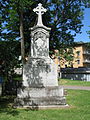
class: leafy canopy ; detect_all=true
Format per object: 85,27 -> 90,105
0,0 -> 89,67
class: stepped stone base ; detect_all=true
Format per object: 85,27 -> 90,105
14,86 -> 66,109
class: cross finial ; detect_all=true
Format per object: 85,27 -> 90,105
33,3 -> 47,26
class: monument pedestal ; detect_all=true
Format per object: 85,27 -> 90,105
14,57 -> 66,108
14,86 -> 66,109
23,57 -> 58,87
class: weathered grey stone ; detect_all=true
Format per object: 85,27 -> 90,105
17,86 -> 64,98
14,3 -> 66,108
23,11 -> 58,87
23,58 -> 58,87
30,26 -> 51,58
33,3 -> 47,26
14,86 -> 66,108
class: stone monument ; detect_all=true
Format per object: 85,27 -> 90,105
14,3 -> 66,108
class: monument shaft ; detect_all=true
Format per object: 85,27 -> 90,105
23,3 -> 58,87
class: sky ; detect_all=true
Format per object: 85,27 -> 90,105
74,8 -> 90,43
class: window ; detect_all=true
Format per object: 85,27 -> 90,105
77,60 -> 80,64
88,50 -> 90,53
76,51 -> 80,56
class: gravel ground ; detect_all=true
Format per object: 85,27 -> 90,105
61,85 -> 90,90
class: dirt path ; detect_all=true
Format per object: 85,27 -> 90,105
61,85 -> 90,90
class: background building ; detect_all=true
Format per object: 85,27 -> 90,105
54,42 -> 90,68
72,42 -> 90,68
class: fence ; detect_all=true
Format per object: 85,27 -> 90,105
61,68 -> 90,81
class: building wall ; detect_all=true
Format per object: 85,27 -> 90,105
73,45 -> 84,68
54,43 -> 90,68
83,46 -> 90,67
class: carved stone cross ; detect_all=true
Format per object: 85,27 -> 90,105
33,3 -> 47,26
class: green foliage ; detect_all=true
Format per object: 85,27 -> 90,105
0,0 -> 89,76
1,0 -> 85,50
87,26 -> 90,38
84,42 -> 90,49
49,0 -> 84,50
0,41 -> 21,78
82,0 -> 90,7
60,47 -> 74,62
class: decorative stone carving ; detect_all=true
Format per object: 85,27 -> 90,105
32,31 -> 48,57
14,3 -> 66,109
30,27 -> 50,58
33,3 -> 47,26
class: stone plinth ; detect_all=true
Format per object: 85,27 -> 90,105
14,86 -> 66,108
23,57 -> 58,87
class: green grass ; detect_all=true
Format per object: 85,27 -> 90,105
0,90 -> 90,120
59,79 -> 90,86
13,77 -> 22,81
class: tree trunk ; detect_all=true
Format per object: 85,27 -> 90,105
19,9 -> 25,66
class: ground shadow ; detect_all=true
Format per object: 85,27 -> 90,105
0,96 -> 20,116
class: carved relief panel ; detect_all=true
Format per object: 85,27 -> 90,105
32,31 -> 48,57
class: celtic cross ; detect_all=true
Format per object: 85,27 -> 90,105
33,3 -> 47,26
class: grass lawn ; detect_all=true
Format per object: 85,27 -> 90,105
0,90 -> 90,120
59,79 -> 90,86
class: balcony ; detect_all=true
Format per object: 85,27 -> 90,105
83,51 -> 90,55
83,59 -> 90,63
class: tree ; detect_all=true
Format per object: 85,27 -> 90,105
1,0 -> 34,65
49,0 -> 84,49
0,40 -> 21,80
1,0 -> 89,66
83,0 -> 90,40
82,0 -> 90,8
87,26 -> 90,39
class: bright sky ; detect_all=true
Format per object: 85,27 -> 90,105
75,8 -> 90,43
